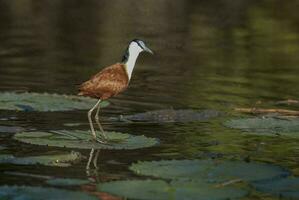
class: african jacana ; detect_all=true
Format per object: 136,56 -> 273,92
78,39 -> 153,143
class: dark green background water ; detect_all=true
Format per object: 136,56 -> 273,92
0,0 -> 299,199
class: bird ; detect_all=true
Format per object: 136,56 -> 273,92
78,39 -> 153,143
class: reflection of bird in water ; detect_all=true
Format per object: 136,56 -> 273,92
86,148 -> 100,172
78,39 -> 153,143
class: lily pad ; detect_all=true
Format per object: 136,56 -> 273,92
130,159 -> 289,183
14,130 -> 159,149
253,177 -> 299,199
0,92 -> 109,111
0,185 -> 98,200
116,109 -> 221,123
99,179 -> 248,200
46,178 -> 90,186
0,151 -> 83,167
0,125 -> 24,133
224,117 -> 299,138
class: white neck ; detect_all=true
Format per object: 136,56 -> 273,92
123,42 -> 143,80
126,51 -> 139,80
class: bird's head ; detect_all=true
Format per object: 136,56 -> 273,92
129,39 -> 154,54
121,39 -> 153,79
122,39 -> 153,63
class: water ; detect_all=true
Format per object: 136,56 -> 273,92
0,0 -> 299,199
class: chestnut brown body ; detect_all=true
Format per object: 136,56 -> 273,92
78,63 -> 129,100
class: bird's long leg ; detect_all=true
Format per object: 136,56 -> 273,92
93,149 -> 100,169
95,102 -> 107,140
88,99 -> 102,142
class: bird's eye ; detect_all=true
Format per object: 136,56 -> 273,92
139,41 -> 146,49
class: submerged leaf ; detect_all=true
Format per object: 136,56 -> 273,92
224,117 -> 299,138
46,178 -> 90,186
63,123 -> 83,127
253,177 -> 299,199
14,130 -> 159,149
0,185 -> 98,200
0,151 -> 83,167
0,116 -> 17,121
130,159 -> 288,183
116,109 -> 221,123
99,179 -> 248,200
0,125 -> 25,133
4,171 -> 52,179
0,92 -> 109,111
4,171 -> 89,187
234,107 -> 299,116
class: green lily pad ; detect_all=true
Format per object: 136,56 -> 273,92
0,151 -> 83,167
115,109 -> 221,123
0,185 -> 97,200
0,92 -> 109,111
253,177 -> 299,199
130,160 -> 288,183
14,130 -> 159,149
224,117 -> 299,138
46,178 -> 90,186
99,179 -> 248,200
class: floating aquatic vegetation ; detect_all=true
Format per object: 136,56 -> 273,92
0,185 -> 97,200
46,178 -> 90,186
116,109 -> 221,123
99,159 -> 289,200
0,145 -> 6,150
0,125 -> 24,133
99,179 -> 247,200
224,117 -> 299,138
0,92 -> 109,111
0,151 -> 83,167
130,159 -> 289,183
253,177 -> 299,199
14,130 -> 159,150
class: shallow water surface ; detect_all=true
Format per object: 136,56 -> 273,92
0,0 -> 299,199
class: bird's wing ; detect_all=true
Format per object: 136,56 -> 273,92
78,63 -> 129,99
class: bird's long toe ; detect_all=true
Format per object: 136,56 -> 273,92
95,137 -> 107,144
